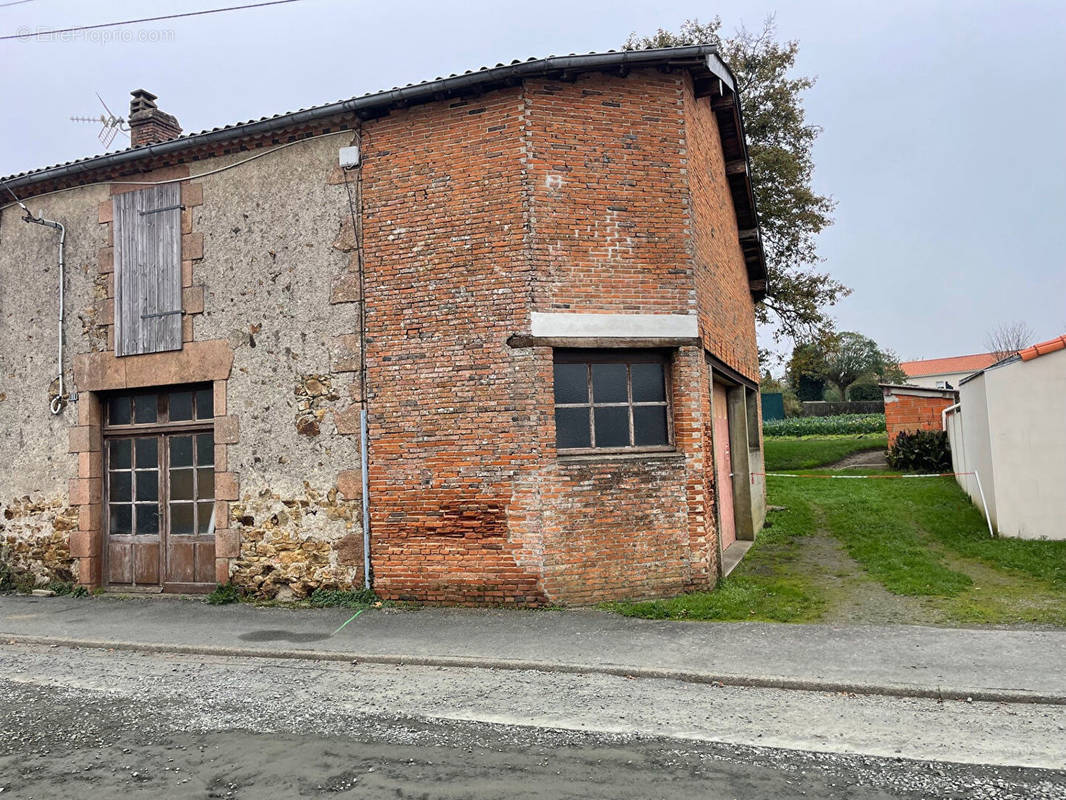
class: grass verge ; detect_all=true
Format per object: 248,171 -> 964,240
763,434 -> 887,471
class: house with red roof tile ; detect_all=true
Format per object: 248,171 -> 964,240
943,334 -> 1066,539
900,353 -> 999,389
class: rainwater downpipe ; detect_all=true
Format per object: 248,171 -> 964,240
942,402 -> 994,538
19,203 -> 67,414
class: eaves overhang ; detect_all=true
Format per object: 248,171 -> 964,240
2,46 -> 767,299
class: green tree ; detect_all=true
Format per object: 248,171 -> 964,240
786,341 -> 827,402
821,331 -> 884,400
625,17 -> 847,343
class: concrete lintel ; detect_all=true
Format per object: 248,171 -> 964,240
529,312 -> 698,340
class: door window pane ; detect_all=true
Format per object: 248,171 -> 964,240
134,437 -> 158,469
136,503 -> 159,535
169,391 -> 193,421
170,436 -> 193,467
135,471 -> 158,502
634,406 -> 669,446
109,504 -> 132,534
109,439 -> 132,470
591,363 -> 627,403
195,388 -> 213,419
109,471 -> 132,503
171,468 -> 194,501
170,502 -> 194,535
108,396 -> 131,425
594,406 -> 630,448
134,394 -> 158,424
197,502 -> 216,534
631,363 -> 666,402
553,363 -> 588,404
197,468 -> 214,500
196,433 -> 214,466
555,407 -> 591,449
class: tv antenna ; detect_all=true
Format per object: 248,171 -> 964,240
70,92 -> 129,148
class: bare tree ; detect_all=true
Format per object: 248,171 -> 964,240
986,322 -> 1035,361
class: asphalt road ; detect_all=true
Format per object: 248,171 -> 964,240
0,643 -> 1062,799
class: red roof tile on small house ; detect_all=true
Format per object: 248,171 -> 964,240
900,352 -> 999,378
1018,334 -> 1066,361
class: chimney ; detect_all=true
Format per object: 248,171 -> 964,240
128,89 -> 182,147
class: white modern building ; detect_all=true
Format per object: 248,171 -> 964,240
944,335 -> 1066,539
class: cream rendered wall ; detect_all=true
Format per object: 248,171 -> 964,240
907,370 -> 974,389
983,351 -> 1066,539
950,372 -> 998,528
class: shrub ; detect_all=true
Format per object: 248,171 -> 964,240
205,582 -> 243,605
309,587 -> 377,608
887,430 -> 952,472
847,382 -> 882,401
763,413 -> 886,437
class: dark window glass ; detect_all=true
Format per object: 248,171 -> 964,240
108,397 -> 131,426
591,363 -> 627,403
631,363 -> 666,403
553,363 -> 588,404
196,433 -> 214,466
134,437 -> 158,469
134,394 -> 158,424
197,502 -> 215,534
554,353 -> 671,452
197,468 -> 214,500
135,471 -> 158,502
594,406 -> 630,448
195,388 -> 213,420
136,503 -> 159,535
555,407 -> 592,449
109,471 -> 132,503
171,469 -> 194,501
109,439 -> 131,470
170,436 -> 193,467
109,504 -> 132,535
169,391 -> 193,421
170,503 -> 194,535
634,406 -> 669,446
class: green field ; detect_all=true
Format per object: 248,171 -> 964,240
763,434 -> 887,471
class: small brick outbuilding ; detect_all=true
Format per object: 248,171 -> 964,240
881,384 -> 959,446
0,46 -> 767,604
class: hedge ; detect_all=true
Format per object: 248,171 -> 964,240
763,413 -> 886,437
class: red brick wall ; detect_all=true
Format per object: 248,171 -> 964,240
683,75 -> 760,382
360,68 -> 753,604
525,72 -> 694,314
884,391 -> 956,445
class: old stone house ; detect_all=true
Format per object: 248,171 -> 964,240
0,46 -> 766,604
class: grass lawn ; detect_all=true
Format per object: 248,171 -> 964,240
763,433 -> 887,471
608,469 -> 1066,627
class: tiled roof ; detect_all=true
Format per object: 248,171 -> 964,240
1,48 -> 720,188
900,353 -> 999,377
1019,334 -> 1066,362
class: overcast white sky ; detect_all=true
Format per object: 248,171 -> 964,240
2,0 -> 1063,363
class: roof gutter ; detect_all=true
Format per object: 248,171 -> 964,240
3,46 -> 726,194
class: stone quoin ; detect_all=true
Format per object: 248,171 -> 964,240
0,47 -> 766,604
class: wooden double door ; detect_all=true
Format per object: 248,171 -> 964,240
103,387 -> 217,593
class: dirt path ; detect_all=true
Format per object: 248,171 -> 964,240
825,449 -> 889,469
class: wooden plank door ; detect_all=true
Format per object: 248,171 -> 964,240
105,434 -> 163,590
712,382 -> 737,550
163,430 -> 217,591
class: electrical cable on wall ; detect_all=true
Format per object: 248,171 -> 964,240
2,129 -> 353,415
338,128 -> 372,592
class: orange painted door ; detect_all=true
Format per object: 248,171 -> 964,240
712,382 -> 736,549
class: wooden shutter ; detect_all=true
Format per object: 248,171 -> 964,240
113,184 -> 182,356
